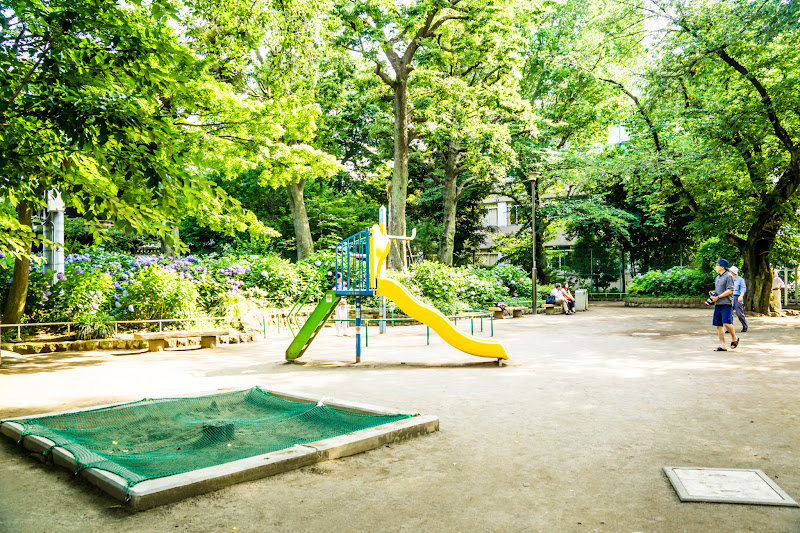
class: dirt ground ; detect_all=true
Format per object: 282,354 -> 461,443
1,302 -> 799,533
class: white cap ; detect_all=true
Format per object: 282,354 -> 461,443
730,266 -> 739,274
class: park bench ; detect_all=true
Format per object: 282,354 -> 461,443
541,303 -> 558,315
134,329 -> 233,352
488,306 -> 525,320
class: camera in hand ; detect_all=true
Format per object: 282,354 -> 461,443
705,291 -> 717,305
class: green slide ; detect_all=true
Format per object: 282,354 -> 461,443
285,291 -> 340,360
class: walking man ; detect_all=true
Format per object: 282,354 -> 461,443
730,266 -> 748,332
709,258 -> 739,351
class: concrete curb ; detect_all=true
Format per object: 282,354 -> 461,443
624,297 -> 707,308
0,332 -> 258,355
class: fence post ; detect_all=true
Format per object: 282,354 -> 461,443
427,325 -> 429,345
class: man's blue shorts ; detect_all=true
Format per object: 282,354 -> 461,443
713,304 -> 734,326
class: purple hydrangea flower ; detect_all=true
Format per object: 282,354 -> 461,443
57,272 -> 66,281
91,303 -> 99,310
128,304 -> 134,312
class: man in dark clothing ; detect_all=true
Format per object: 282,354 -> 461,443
730,266 -> 748,332
709,258 -> 739,351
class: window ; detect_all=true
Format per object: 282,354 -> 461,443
507,203 -> 523,225
484,207 -> 498,226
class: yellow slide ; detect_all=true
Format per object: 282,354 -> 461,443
376,277 -> 509,360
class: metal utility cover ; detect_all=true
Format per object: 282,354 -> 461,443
664,467 -> 798,507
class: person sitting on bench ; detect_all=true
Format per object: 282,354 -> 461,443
549,283 -> 570,315
561,281 -> 576,315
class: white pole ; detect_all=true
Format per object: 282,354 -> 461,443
46,190 -> 65,284
785,265 -> 789,307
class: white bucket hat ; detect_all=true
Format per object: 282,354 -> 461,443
730,266 -> 739,274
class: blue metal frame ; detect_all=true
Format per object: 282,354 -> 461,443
334,227 -> 376,297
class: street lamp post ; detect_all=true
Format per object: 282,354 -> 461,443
528,172 -> 540,313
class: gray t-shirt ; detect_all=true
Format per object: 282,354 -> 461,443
715,271 -> 734,306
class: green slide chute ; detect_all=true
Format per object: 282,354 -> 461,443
285,290 -> 340,360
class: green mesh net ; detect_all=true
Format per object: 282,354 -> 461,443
6,387 -> 413,487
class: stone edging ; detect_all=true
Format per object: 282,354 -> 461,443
624,297 -> 707,308
1,332 -> 257,355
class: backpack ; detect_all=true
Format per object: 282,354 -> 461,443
545,294 -> 556,304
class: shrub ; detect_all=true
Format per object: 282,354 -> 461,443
628,267 -> 713,297
117,265 -> 199,320
74,311 -> 115,340
52,270 -> 114,319
487,264 -> 532,299
696,237 -> 741,271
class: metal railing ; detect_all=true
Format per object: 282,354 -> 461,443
326,311 -> 494,348
334,226 -> 373,296
588,292 -> 627,301
0,316 -> 232,341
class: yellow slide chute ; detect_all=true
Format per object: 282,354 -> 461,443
376,277 -> 509,360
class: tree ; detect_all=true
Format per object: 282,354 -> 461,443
493,0 -> 630,281
179,0 -> 341,261
604,0 -> 800,313
333,0 -> 495,269
0,0 -> 274,322
412,2 -> 529,265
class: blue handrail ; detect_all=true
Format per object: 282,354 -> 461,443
334,227 -> 375,296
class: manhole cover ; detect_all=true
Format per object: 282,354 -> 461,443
664,467 -> 798,507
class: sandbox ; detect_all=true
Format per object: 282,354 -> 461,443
0,387 -> 438,511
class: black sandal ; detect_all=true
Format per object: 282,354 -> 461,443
715,347 -> 727,351
731,339 -> 739,349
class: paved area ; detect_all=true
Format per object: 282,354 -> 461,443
1,302 -> 799,532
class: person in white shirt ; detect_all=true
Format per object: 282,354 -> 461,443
333,273 -> 349,336
550,283 -> 569,314
771,269 -> 786,312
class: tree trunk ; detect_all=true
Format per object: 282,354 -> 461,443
739,235 -> 775,314
160,226 -> 180,257
437,140 -> 461,265
3,202 -> 32,325
388,79 -> 410,270
286,179 -> 314,261
535,219 -> 548,284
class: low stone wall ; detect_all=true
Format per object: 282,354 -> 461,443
1,332 -> 257,355
624,297 -> 707,308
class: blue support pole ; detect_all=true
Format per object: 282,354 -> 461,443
355,296 -> 362,363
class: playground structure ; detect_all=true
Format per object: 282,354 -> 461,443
285,223 -> 509,364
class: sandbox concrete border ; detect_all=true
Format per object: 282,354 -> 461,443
0,387 -> 439,511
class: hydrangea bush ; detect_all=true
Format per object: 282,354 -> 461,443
627,267 -> 713,297
0,251 -> 539,324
